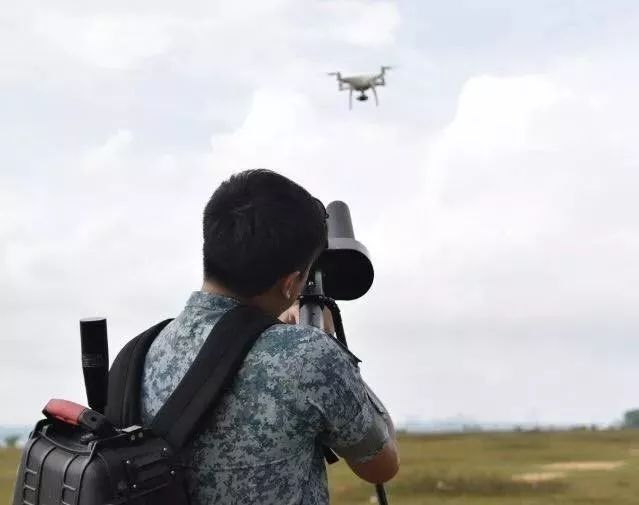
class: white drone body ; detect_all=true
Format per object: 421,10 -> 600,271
328,66 -> 392,109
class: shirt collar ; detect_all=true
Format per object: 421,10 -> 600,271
185,290 -> 241,312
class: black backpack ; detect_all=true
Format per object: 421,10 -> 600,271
12,305 -> 278,505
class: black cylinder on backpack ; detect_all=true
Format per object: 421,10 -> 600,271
80,317 -> 109,414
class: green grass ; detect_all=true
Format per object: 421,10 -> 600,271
4,430 -> 639,504
327,430 -> 639,504
1,447 -> 20,504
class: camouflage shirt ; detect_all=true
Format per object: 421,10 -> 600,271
140,291 -> 389,505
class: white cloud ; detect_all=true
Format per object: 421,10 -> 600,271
81,129 -> 134,172
33,11 -> 175,70
442,74 -> 561,153
319,0 -> 400,47
357,65 -> 639,423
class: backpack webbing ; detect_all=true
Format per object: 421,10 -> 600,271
106,305 -> 279,450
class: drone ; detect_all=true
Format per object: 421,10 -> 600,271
327,66 -> 392,109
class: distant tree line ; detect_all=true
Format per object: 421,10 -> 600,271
3,435 -> 19,448
623,409 -> 639,428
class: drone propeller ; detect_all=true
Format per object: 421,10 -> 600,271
327,71 -> 347,92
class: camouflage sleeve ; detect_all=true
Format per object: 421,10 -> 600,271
296,327 -> 390,463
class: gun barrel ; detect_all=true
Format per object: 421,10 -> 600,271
327,201 -> 355,239
316,201 -> 374,300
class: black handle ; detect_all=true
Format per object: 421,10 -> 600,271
43,398 -> 115,436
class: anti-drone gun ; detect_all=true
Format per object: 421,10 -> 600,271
299,201 -> 390,505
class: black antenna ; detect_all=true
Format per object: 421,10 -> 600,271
80,317 -> 109,414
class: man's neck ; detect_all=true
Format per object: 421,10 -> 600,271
200,279 -> 283,318
201,279 -> 246,303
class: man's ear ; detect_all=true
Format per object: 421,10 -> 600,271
280,271 -> 302,300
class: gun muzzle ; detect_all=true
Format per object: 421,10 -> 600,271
316,201 -> 374,300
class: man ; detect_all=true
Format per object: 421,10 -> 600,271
140,169 -> 399,504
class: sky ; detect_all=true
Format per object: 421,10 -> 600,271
1,0 -> 638,427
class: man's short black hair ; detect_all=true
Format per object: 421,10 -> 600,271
203,169 -> 328,298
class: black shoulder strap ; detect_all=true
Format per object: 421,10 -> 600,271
150,305 -> 279,450
105,319 -> 174,427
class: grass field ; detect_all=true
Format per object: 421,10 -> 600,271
4,430 -> 639,504
1,446 -> 20,505
328,430 -> 639,504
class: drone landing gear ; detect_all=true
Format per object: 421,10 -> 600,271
357,92 -> 369,102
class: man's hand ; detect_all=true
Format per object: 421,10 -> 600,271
279,301 -> 335,334
279,301 -> 301,324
